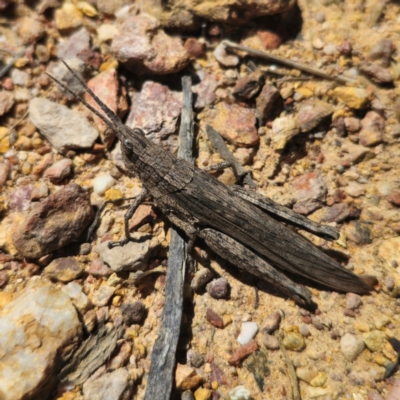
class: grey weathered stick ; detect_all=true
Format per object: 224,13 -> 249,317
144,76 -> 194,400
59,324 -> 124,386
205,124 -> 256,189
222,40 -> 355,85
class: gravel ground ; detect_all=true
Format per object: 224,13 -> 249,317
1,0 -> 400,399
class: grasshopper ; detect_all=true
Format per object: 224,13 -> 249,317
48,62 -> 376,309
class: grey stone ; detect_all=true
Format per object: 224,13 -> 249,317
29,98 -> 98,154
340,333 -> 364,361
83,368 -> 133,400
94,234 -> 159,272
0,279 -> 82,400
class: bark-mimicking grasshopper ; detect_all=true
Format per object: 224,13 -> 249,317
48,61 -> 376,309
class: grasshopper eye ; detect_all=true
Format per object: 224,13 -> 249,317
123,140 -> 133,149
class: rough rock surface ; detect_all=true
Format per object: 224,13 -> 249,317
292,171 -> 327,215
94,234 -> 159,272
44,256 -> 84,282
297,99 -> 334,132
83,368 -> 133,400
0,279 -> 82,400
111,14 -> 190,74
202,102 -> 258,147
29,98 -> 98,154
0,91 -> 14,117
12,184 -> 93,259
126,81 -> 182,146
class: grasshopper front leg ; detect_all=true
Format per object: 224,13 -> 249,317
199,228 -> 316,309
108,187 -> 150,249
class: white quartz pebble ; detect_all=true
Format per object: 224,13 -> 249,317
93,175 -> 115,195
237,321 -> 258,345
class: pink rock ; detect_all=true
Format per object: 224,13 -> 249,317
9,185 -> 33,212
57,27 -> 90,59
203,102 -> 259,147
292,171 -> 327,215
323,203 -> 351,223
0,90 -> 14,117
257,29 -> 283,49
360,63 -> 393,84
344,181 -> 365,198
111,14 -> 189,75
128,204 -> 157,231
344,117 -> 361,132
193,72 -> 218,109
256,83 -> 281,123
86,258 -> 113,277
359,111 -> 384,147
126,81 -> 181,146
44,158 -> 72,183
184,38 -> 205,58
346,293 -> 362,309
0,161 -> 10,187
387,378 -> 400,400
86,69 -> 128,147
297,99 -> 333,132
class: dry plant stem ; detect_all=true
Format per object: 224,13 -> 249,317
222,40 -> 355,85
144,76 -> 194,400
279,333 -> 301,400
205,124 -> 256,189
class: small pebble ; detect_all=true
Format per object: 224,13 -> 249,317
363,330 -> 386,352
296,366 -> 318,383
226,386 -> 251,400
90,284 -> 116,307
261,311 -> 281,333
194,388 -> 211,400
261,333 -> 279,350
237,322 -> 258,345
189,353 -> 204,368
340,333 -> 364,361
384,276 -> 395,291
310,372 -> 327,387
205,308 -> 224,329
283,332 -> 306,352
44,158 -> 72,183
92,175 -> 115,195
299,324 -> 310,337
346,293 -> 362,309
44,256 -> 84,283
120,301 -> 146,325
213,43 -> 239,67
373,314 -> 390,330
206,277 -> 229,299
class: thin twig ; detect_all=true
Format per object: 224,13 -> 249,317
205,124 -> 256,189
278,333 -> 301,400
144,76 -> 194,400
222,40 -> 355,85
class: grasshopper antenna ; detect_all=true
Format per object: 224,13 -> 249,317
46,71 -> 117,132
46,61 -> 124,133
